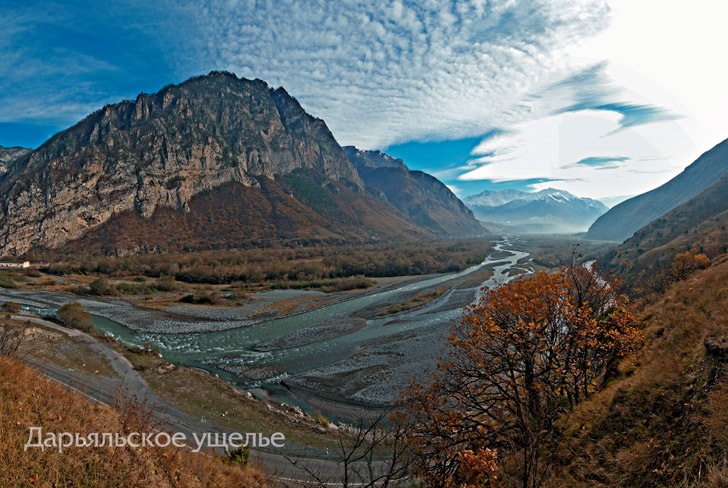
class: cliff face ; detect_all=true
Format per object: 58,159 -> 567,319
0,72 -> 364,255
344,147 -> 485,237
0,146 -> 31,174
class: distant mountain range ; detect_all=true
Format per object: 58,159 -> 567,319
0,72 -> 483,256
586,138 -> 728,242
463,188 -> 608,233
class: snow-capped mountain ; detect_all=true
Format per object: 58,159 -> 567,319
463,188 -> 608,234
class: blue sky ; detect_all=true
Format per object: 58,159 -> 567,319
2,0 -> 727,204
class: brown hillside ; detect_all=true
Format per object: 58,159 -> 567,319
62,172 -> 428,255
605,174 -> 728,287
0,355 -> 266,487
552,255 -> 728,487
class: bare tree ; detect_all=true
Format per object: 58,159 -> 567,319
284,409 -> 417,487
0,316 -> 27,357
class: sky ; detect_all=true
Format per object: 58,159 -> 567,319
1,0 -> 727,205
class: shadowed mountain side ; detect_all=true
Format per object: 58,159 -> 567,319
603,173 -> 728,285
60,174 -> 429,255
586,138 -> 728,242
344,146 -> 485,237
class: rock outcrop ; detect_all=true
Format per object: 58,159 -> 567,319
0,146 -> 31,174
0,72 -> 365,255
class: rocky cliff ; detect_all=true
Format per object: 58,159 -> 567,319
0,72 -> 367,255
0,146 -> 31,174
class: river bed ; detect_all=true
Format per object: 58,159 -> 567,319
1,238 -> 532,418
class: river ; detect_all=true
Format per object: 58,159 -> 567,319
1,237 -> 532,412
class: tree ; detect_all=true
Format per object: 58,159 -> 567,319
57,302 -> 93,331
405,261 -> 642,487
285,410 -> 417,487
670,249 -> 710,281
2,301 -> 22,313
89,277 -> 112,295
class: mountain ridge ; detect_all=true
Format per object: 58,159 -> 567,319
463,188 -> 607,233
0,72 -> 486,256
344,147 -> 485,237
586,138 -> 728,242
0,72 -> 422,256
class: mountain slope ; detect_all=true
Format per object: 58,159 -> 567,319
0,72 -> 435,256
63,174 -> 427,255
604,173 -> 728,285
464,188 -> 607,233
344,146 -> 485,237
586,138 -> 728,242
0,146 -> 31,174
552,254 -> 728,487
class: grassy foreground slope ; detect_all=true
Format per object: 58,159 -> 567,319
553,255 -> 728,487
0,357 -> 267,487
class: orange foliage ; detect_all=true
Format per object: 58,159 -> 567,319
404,262 -> 642,487
670,249 -> 710,281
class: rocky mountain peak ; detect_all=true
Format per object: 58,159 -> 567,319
0,145 -> 31,174
0,72 -> 365,255
343,146 -> 407,170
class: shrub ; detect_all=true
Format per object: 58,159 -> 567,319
56,302 -> 93,332
154,275 -> 179,292
89,277 -> 112,296
221,446 -> 250,466
1,302 -> 22,314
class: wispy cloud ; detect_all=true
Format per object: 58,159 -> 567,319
563,155 -> 629,170
188,0 -> 611,148
0,0 -> 194,128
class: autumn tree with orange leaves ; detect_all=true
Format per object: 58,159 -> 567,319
404,260 -> 642,488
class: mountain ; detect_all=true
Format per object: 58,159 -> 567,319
0,72 -> 437,256
586,138 -> 728,242
344,146 -> 485,237
463,188 -> 607,233
603,172 -> 728,285
0,146 -> 31,174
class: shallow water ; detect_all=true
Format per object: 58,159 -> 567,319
7,238 -> 532,407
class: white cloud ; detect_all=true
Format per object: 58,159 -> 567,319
458,109 -> 690,199
189,0 -> 611,148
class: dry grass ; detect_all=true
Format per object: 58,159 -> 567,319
0,357 -> 268,487
549,257 -> 728,487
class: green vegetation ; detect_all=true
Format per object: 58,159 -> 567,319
0,271 -> 22,289
220,446 -> 250,467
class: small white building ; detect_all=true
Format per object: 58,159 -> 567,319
0,261 -> 30,269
